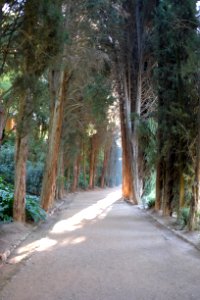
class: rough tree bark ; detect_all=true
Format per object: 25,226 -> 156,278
131,0 -> 143,197
41,69 -> 70,211
114,44 -> 138,203
162,150 -> 175,216
119,95 -> 138,204
13,92 -> 31,222
123,0 -> 147,200
155,124 -> 164,211
179,173 -> 185,209
82,143 -> 87,188
100,146 -> 111,188
89,134 -> 98,189
55,145 -> 65,200
188,98 -> 200,230
155,161 -> 163,211
0,106 -> 6,146
71,154 -> 81,192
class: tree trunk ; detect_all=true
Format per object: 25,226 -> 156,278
82,144 -> 87,188
100,147 -> 111,188
66,167 -> 71,192
13,92 -> 30,222
121,0 -> 143,201
131,0 -> 143,198
0,106 -> 6,146
188,104 -> 200,230
179,173 -> 185,209
72,154 -> 81,192
155,129 -> 163,211
155,159 -> 163,211
41,70 -> 69,211
162,150 -> 174,216
13,135 -> 28,222
55,146 -> 65,200
89,135 -> 97,189
119,96 -> 138,204
89,150 -> 95,189
92,149 -> 98,187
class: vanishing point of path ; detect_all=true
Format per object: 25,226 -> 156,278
1,188 -> 200,300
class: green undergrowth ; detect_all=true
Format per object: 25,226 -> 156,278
141,172 -> 156,209
177,207 -> 200,230
178,207 -> 190,229
0,177 -> 46,223
0,142 -> 45,196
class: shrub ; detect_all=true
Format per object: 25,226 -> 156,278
26,161 -> 44,195
178,207 -> 190,229
142,172 -> 156,208
26,195 -> 46,223
0,177 -> 14,222
0,144 -> 15,184
78,172 -> 89,190
147,198 -> 155,209
0,143 -> 44,196
0,177 -> 46,223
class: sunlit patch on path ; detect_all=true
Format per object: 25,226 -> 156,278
7,189 -> 122,265
51,189 -> 122,234
2,188 -> 200,300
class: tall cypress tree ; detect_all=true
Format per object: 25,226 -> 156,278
155,0 -> 199,218
13,0 -> 64,221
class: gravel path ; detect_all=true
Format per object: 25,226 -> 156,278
1,188 -> 200,300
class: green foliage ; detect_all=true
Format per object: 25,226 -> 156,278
85,0 -> 123,47
177,208 -> 200,230
0,176 -> 46,223
153,0 -> 200,215
0,142 -> 45,195
139,117 -> 157,208
26,162 -> 44,195
12,0 -> 65,76
142,172 -> 156,208
27,132 -> 47,196
143,173 -> 156,198
138,118 -> 157,173
0,75 -> 12,94
26,195 -> 46,223
83,74 -> 114,123
78,172 -> 89,190
0,177 -> 14,222
0,143 -> 15,184
147,198 -> 155,209
178,207 -> 190,229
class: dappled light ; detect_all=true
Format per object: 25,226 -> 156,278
70,236 -> 86,245
60,236 -> 87,246
8,237 -> 58,264
17,237 -> 57,255
7,189 -> 121,265
1,1 -> 200,299
51,189 -> 122,234
1,188 -> 200,300
8,234 -> 88,265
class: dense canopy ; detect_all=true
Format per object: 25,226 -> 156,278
0,0 -> 200,231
